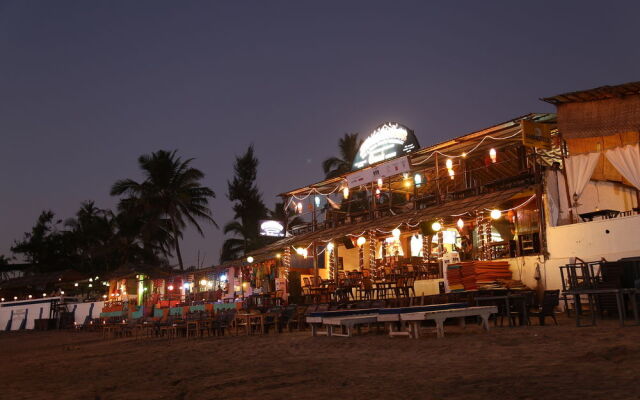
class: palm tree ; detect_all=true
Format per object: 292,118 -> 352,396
111,150 -> 217,270
221,146 -> 269,262
322,133 -> 362,179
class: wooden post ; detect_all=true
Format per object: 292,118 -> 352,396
435,152 -> 441,204
312,242 -> 318,284
558,133 -> 575,223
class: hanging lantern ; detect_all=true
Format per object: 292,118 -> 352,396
457,218 -> 464,230
356,236 -> 366,247
377,178 -> 383,188
296,202 -> 303,214
342,186 -> 349,199
392,228 -> 401,239
314,196 -> 320,207
445,159 -> 453,169
327,242 -> 334,252
414,174 -> 422,186
431,221 -> 442,232
489,148 -> 497,163
490,209 -> 502,220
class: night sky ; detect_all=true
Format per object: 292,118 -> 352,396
2,1 -> 639,267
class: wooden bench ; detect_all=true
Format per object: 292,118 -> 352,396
400,306 -> 497,339
321,314 -> 380,337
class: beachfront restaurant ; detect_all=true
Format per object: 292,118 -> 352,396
244,115 -> 559,303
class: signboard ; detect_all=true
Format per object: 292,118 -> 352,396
258,220 -> 285,237
352,122 -> 420,170
346,156 -> 411,188
521,120 -> 552,149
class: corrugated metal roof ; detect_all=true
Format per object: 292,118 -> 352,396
248,185 -> 530,258
542,81 -> 640,105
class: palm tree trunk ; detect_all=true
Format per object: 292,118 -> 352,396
170,215 -> 184,271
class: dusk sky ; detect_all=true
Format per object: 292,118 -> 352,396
2,1 -> 639,267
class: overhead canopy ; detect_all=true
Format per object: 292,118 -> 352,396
248,186 -> 530,257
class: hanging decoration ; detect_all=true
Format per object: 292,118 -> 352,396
283,247 -> 291,280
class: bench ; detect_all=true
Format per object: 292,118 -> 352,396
307,308 -> 379,337
377,302 -> 468,337
400,306 -> 498,339
321,314 -> 380,337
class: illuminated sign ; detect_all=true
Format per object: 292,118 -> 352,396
352,122 -> 420,170
259,220 -> 285,237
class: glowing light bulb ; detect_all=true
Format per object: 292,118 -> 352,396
74,283 -> 78,287
377,178 -> 383,188
247,256 -> 254,263
490,209 -> 502,220
314,196 -> 320,207
445,159 -> 453,169
296,202 -> 303,214
431,221 -> 442,232
392,228 -> 401,239
448,169 -> 455,179
462,152 -> 467,158
42,293 -> 47,297
60,291 -> 64,295
167,285 -> 174,291
28,295 -> 32,299
356,236 -> 366,247
457,218 -> 464,230
275,253 -> 281,259
1,298 -> 4,302
14,296 -> 17,300
327,242 -> 334,252
200,279 -> 208,286
489,148 -> 497,163
342,186 -> 349,199
404,179 -> 412,188
102,295 -> 107,299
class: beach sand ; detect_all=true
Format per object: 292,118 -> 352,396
2,317 -> 640,400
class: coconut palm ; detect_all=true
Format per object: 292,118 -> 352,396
322,133 -> 362,179
111,150 -> 217,270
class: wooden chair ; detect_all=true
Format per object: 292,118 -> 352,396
528,290 -> 560,326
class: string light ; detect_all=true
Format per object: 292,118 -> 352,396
246,256 -> 254,263
489,148 -> 497,163
167,285 -> 174,291
314,196 -> 320,207
356,236 -> 366,247
448,169 -> 455,179
431,221 -> 442,232
327,242 -> 334,251
490,209 -> 502,220
200,279 -> 208,286
342,186 -> 349,199
296,202 -> 303,214
445,159 -> 453,169
392,228 -> 401,239
275,253 -> 281,259
377,178 -> 383,188
457,218 -> 465,230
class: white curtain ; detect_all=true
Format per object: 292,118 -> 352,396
564,152 -> 600,207
604,144 -> 640,191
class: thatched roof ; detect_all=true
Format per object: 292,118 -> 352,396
542,81 -> 640,105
